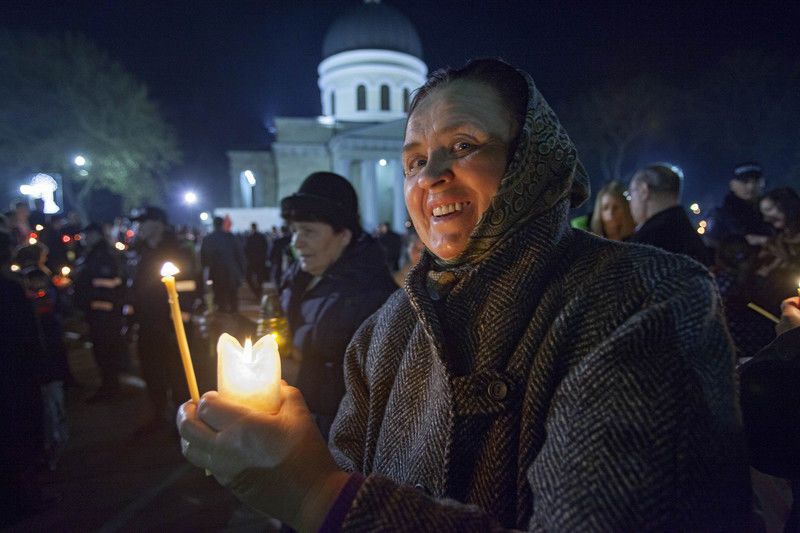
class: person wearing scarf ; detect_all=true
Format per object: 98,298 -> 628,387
177,59 -> 751,531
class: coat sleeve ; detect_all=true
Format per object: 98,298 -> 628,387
330,266 -> 750,531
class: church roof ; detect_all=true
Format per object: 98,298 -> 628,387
322,1 -> 423,59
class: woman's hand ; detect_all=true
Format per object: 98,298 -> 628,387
176,385 -> 350,532
776,296 -> 800,336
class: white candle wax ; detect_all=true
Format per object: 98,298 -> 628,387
217,333 -> 281,413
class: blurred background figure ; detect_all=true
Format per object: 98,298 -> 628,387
268,225 -> 292,287
243,222 -> 268,299
200,216 -> 243,313
0,232 -> 51,522
628,163 -> 711,265
279,172 -> 396,439
376,221 -> 402,273
130,207 -> 193,434
706,162 -> 772,248
588,180 -> 636,241
394,228 -> 425,286
74,223 -> 125,403
11,200 -> 31,246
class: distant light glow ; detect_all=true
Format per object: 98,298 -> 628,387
61,266 -> 71,276
10,264 -> 20,272
20,174 -> 60,214
114,242 -> 126,251
74,155 -> 87,167
184,191 -> 198,205
20,185 -> 33,195
62,235 -> 71,243
243,170 -> 256,186
317,115 -> 335,126
78,169 -> 89,177
35,224 -> 44,231
690,202 -> 701,215
697,227 -> 706,235
160,262 -> 180,277
378,159 -> 387,167
28,237 -> 37,245
199,212 -> 209,221
699,220 -> 707,228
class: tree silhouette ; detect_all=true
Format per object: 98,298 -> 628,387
0,31 -> 180,219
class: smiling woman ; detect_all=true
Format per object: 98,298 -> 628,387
177,59 -> 751,531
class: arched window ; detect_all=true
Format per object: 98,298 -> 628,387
356,84 -> 367,111
330,91 -> 335,115
380,84 -> 390,111
403,88 -> 410,112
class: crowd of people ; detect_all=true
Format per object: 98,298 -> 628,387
2,57 -> 799,529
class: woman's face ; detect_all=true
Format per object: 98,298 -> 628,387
760,197 -> 785,230
290,221 -> 351,276
600,193 -> 626,227
403,80 -> 518,261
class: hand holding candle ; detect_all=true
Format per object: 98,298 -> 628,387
217,333 -> 281,413
161,261 -> 200,403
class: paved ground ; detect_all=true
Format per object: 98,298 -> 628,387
8,287 -> 294,532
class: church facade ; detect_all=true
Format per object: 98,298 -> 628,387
227,1 -> 427,233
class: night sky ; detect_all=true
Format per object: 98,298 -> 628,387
3,0 -> 798,210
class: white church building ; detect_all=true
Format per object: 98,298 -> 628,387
227,1 -> 427,233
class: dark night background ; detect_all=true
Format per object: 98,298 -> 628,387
2,0 -> 798,219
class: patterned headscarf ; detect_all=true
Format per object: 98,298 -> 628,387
426,69 -> 589,292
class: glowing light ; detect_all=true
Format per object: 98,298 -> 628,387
74,234 -> 81,241
35,224 -> 44,231
697,227 -> 706,235
20,174 -> 60,214
184,191 -> 198,205
199,212 -> 209,222
62,235 -> 71,243
699,220 -> 707,228
29,232 -> 38,239
10,264 -> 20,272
243,170 -> 256,186
78,169 -> 89,177
61,266 -> 71,276
378,159 -> 388,167
317,115 -> 335,126
114,242 -> 126,251
28,237 -> 37,245
690,202 -> 701,215
74,155 -> 87,167
126,229 -> 134,238
19,185 -> 33,195
160,262 -> 180,277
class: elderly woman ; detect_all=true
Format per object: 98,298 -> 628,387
177,59 -> 749,530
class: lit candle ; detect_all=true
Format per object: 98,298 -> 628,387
160,262 -> 200,403
61,266 -> 71,277
217,333 -> 281,413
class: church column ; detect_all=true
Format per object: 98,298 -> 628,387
360,159 -> 378,233
391,159 -> 407,233
333,158 -> 352,181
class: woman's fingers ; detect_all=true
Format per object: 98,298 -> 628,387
197,392 -> 252,432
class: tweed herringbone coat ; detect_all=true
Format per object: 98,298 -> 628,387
329,202 -> 750,530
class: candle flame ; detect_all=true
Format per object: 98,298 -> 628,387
243,337 -> 253,363
160,262 -> 180,277
61,266 -> 71,276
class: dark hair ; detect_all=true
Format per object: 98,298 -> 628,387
632,163 -> 684,199
407,58 -> 529,156
212,216 -> 224,230
763,187 -> 800,233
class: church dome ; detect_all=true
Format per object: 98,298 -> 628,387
322,1 -> 423,59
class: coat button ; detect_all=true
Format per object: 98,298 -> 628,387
487,380 -> 508,401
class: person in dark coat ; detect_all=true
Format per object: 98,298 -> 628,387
376,222 -> 403,272
267,225 -> 292,287
628,162 -> 712,265
200,216 -> 244,313
178,59 -> 750,531
74,223 -> 125,402
705,162 -> 773,247
130,207 -> 195,433
0,232 -> 48,523
279,172 -> 397,438
243,222 -> 268,299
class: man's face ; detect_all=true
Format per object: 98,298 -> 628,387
627,178 -> 648,226
290,221 -> 351,276
729,178 -> 764,202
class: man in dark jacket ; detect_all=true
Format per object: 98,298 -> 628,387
280,172 -> 397,439
706,162 -> 773,247
628,163 -> 711,265
243,222 -> 268,299
74,223 -> 125,402
200,217 -> 244,313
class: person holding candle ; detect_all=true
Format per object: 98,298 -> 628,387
178,59 -> 750,530
278,172 -> 397,438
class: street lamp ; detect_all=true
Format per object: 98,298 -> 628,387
184,191 -> 198,205
200,212 -> 209,222
74,155 -> 87,167
242,170 -> 256,207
